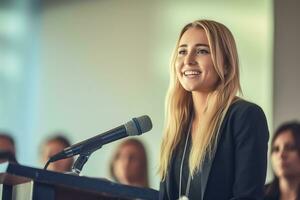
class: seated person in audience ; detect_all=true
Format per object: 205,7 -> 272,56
0,132 -> 17,163
110,138 -> 149,188
264,121 -> 300,200
40,135 -> 74,172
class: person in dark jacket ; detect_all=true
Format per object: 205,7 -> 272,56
264,121 -> 300,200
158,19 -> 269,200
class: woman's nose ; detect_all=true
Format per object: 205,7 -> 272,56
184,51 -> 197,66
279,149 -> 288,159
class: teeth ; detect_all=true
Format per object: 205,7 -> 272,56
184,70 -> 200,76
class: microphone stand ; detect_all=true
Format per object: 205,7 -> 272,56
68,144 -> 101,176
71,151 -> 91,175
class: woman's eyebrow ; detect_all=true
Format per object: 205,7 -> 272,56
178,43 -> 209,48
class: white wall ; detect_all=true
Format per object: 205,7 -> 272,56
39,0 -> 167,188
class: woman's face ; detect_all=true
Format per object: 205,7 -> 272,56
175,27 -> 219,93
271,130 -> 300,179
113,143 -> 144,184
42,140 -> 73,172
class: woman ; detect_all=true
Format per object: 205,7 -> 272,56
264,121 -> 300,200
158,19 -> 269,200
110,138 -> 149,188
41,135 -> 74,172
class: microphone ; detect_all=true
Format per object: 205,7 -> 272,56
49,115 -> 152,163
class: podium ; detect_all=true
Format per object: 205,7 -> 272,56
0,162 -> 158,200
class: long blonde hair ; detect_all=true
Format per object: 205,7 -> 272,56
159,20 -> 242,180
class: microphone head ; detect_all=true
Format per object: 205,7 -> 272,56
125,115 -> 152,136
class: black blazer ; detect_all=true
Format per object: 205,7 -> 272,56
263,182 -> 280,200
159,100 -> 269,200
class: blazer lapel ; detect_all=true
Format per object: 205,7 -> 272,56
201,112 -> 228,200
159,168 -> 172,200
166,167 -> 172,199
200,154 -> 214,200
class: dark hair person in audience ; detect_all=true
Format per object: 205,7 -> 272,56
264,121 -> 300,200
41,135 -> 74,172
110,138 -> 149,188
158,19 -> 269,200
0,132 -> 17,163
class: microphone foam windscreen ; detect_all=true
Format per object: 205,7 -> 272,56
125,115 -> 152,136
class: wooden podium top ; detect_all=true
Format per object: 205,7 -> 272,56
0,162 -> 158,200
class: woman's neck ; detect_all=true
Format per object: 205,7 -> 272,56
191,92 -> 209,139
279,177 -> 299,200
191,92 -> 209,121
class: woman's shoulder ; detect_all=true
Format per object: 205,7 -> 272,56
224,98 -> 269,136
230,98 -> 263,111
227,98 -> 266,119
263,182 -> 279,200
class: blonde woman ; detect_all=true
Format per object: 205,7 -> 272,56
159,20 -> 269,200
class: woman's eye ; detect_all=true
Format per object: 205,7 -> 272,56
197,49 -> 209,54
285,144 -> 297,151
271,146 -> 279,153
271,144 -> 297,153
178,49 -> 186,55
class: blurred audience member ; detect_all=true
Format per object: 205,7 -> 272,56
0,132 -> 17,163
40,135 -> 74,172
265,121 -> 300,200
110,138 -> 149,188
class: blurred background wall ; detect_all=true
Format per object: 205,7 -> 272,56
0,0 -> 39,164
273,0 -> 300,129
1,0 -> 297,189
